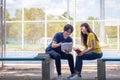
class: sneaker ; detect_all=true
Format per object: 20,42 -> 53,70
69,74 -> 82,80
57,75 -> 62,80
67,74 -> 75,79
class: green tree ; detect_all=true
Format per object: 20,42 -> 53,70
62,11 -> 73,20
24,23 -> 44,44
47,22 -> 66,37
23,8 -> 45,44
87,16 -> 98,20
6,9 -> 10,20
8,23 -> 21,43
24,8 -> 45,20
15,9 -> 22,20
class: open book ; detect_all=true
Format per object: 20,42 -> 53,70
61,42 -> 72,52
73,47 -> 82,55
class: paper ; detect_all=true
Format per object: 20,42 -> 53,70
61,42 -> 72,52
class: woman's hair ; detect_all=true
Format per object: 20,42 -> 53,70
80,23 -> 99,47
64,24 -> 73,33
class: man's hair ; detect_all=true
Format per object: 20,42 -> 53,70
64,24 -> 73,33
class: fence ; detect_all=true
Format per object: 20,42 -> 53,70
6,20 -> 120,51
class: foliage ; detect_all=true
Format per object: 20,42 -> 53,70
24,23 -> 44,44
6,9 -> 11,20
87,16 -> 98,20
105,26 -> 117,38
24,8 -> 45,20
47,22 -> 66,37
5,8 -> 119,50
62,11 -> 73,20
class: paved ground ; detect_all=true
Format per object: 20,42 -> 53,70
0,64 -> 120,80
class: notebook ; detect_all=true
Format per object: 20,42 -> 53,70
73,47 -> 82,55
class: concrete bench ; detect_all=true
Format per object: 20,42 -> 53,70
97,58 -> 120,80
0,53 -> 54,80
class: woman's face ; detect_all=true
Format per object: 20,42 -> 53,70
81,26 -> 87,34
64,29 -> 72,38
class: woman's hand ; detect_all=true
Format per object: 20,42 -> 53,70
78,51 -> 84,56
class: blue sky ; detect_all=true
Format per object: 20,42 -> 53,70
6,0 -> 120,20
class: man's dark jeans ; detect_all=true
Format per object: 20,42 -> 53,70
46,49 -> 75,75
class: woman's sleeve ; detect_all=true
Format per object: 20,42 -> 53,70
89,33 -> 95,41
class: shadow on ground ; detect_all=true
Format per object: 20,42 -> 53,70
0,64 -> 120,80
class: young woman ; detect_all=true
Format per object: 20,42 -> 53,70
70,23 -> 103,80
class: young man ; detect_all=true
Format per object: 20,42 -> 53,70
45,24 -> 75,80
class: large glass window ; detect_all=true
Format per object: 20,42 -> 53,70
5,0 -> 120,54
105,0 -> 120,19
47,0 -> 68,20
70,0 -> 100,20
6,23 -> 22,50
24,22 -> 45,51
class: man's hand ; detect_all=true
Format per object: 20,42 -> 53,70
58,42 -> 62,47
52,41 -> 62,48
64,49 -> 70,54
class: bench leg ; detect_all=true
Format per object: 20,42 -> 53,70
42,59 -> 54,80
97,59 -> 106,80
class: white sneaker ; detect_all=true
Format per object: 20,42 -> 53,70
57,75 -> 62,80
69,74 -> 82,80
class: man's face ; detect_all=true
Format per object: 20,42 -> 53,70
64,29 -> 72,38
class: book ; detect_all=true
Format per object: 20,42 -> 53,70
61,42 -> 72,52
73,47 -> 82,55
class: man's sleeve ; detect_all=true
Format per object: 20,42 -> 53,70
70,38 -> 73,42
52,33 -> 59,43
